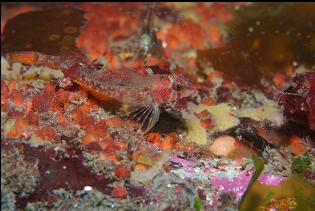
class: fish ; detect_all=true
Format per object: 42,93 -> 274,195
137,2 -> 163,60
6,51 -> 198,132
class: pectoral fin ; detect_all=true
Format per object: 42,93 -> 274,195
119,104 -> 160,133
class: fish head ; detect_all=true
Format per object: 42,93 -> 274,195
169,73 -> 198,102
146,72 -> 198,106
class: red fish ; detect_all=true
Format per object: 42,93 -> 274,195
6,51 -> 197,132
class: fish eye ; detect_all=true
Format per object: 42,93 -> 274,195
175,83 -> 184,91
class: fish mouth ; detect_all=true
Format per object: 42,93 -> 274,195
190,89 -> 199,98
184,88 -> 198,100
180,90 -> 199,103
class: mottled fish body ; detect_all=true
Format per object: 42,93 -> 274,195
6,51 -> 197,132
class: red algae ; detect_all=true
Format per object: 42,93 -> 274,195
279,72 -> 315,131
77,2 -> 143,60
200,118 -> 213,129
194,109 -> 210,119
9,89 -> 24,106
82,126 -> 108,145
157,19 -> 208,50
1,80 -> 9,101
147,132 -> 178,150
31,83 -> 55,112
6,118 -> 32,139
273,71 -> 290,89
174,142 -> 199,155
195,3 -> 235,22
201,97 -> 216,106
55,112 -> 69,127
88,127 -> 108,138
147,132 -> 162,147
105,117 -> 122,128
71,107 -> 94,128
26,112 -> 39,126
3,141 -> 112,209
82,133 -> 99,145
98,138 -> 118,153
101,151 -> 122,163
114,165 -> 131,179
289,135 -> 308,156
50,89 -> 71,112
35,126 -> 57,141
160,133 -> 177,150
111,187 -> 127,199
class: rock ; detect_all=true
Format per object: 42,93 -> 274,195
209,136 -> 236,157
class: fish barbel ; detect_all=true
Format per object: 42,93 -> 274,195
6,51 -> 198,132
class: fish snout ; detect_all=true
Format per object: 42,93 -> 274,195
183,86 -> 198,99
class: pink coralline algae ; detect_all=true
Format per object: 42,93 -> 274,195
210,172 -> 285,198
170,156 -> 286,201
279,72 -> 315,131
170,155 -> 196,168
209,173 -> 250,199
257,173 -> 286,186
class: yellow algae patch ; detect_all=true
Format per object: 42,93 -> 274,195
165,2 -> 195,9
1,57 -> 64,81
182,112 -> 208,145
239,106 -> 284,127
1,56 -> 10,71
2,119 -> 17,137
239,91 -> 284,127
1,62 -> 22,80
182,103 -> 240,145
193,103 -> 240,132
12,65 -> 62,81
39,67 -> 64,81
21,66 -> 40,80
